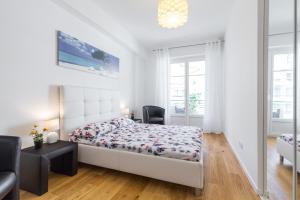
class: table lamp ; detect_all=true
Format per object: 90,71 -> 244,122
44,118 -> 59,144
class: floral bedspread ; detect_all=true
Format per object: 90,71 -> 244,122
71,119 -> 203,162
279,134 -> 300,151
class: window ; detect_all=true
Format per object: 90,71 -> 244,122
169,63 -> 185,114
188,61 -> 205,115
272,53 -> 293,120
169,58 -> 205,116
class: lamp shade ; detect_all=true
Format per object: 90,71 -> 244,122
44,118 -> 59,131
158,0 -> 188,29
122,108 -> 130,116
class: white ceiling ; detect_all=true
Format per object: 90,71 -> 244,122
92,0 -> 236,50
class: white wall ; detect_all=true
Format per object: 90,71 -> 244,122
0,0 -> 146,148
133,56 -> 147,119
224,0 -> 263,194
55,0 -> 148,57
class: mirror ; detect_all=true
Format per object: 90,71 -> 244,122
267,0 -> 296,199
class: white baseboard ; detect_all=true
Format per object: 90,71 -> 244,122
223,133 -> 262,196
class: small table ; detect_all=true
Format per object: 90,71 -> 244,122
132,118 -> 142,123
20,141 -> 78,195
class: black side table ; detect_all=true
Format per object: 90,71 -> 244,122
20,141 -> 78,195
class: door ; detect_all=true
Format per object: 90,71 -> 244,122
168,56 -> 206,127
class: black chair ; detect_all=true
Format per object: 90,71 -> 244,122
143,106 -> 165,125
0,136 -> 21,200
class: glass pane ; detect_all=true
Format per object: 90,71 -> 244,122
170,63 -> 185,76
189,61 -> 205,75
272,58 -> 293,120
169,101 -> 185,114
189,75 -> 205,115
273,54 -> 293,71
268,0 -> 295,199
169,76 -> 185,101
189,100 -> 205,115
272,101 -> 293,119
268,51 -> 295,200
273,71 -> 293,82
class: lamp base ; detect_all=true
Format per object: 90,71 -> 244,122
46,132 -> 59,144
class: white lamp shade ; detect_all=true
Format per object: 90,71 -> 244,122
44,118 -> 59,131
158,0 -> 188,29
122,108 -> 130,115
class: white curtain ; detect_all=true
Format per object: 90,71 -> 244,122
203,41 -> 224,133
154,48 -> 170,124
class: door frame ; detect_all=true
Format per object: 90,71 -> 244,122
260,0 -> 268,197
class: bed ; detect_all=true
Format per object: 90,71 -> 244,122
59,85 -> 204,195
277,134 -> 300,171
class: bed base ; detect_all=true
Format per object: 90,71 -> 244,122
78,144 -> 204,195
59,85 -> 204,196
277,138 -> 300,172
194,188 -> 202,196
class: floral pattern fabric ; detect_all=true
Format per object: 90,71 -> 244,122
70,117 -> 134,142
70,119 -> 203,162
110,117 -> 135,128
70,121 -> 117,142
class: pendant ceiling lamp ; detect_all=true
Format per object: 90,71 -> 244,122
158,0 -> 188,29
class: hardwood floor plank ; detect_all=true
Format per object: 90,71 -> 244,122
81,171 -> 129,200
138,180 -> 174,200
110,175 -> 149,200
55,170 -> 109,200
20,134 -> 260,200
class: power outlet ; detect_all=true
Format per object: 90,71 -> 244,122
238,141 -> 244,150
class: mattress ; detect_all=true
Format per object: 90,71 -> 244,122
278,134 -> 300,151
73,122 -> 203,162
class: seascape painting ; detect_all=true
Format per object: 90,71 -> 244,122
57,31 -> 120,78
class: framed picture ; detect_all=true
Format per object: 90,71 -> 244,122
57,31 -> 120,78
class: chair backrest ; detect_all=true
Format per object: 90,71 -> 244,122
0,136 -> 21,173
143,106 -> 165,123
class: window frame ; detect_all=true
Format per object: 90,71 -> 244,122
269,48 -> 293,122
168,55 -> 206,118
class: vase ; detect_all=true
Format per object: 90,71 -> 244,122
34,141 -> 43,150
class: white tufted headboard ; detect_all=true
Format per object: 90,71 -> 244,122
59,85 -> 121,141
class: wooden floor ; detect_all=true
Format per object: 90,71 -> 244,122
267,137 -> 300,200
20,134 -> 260,200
